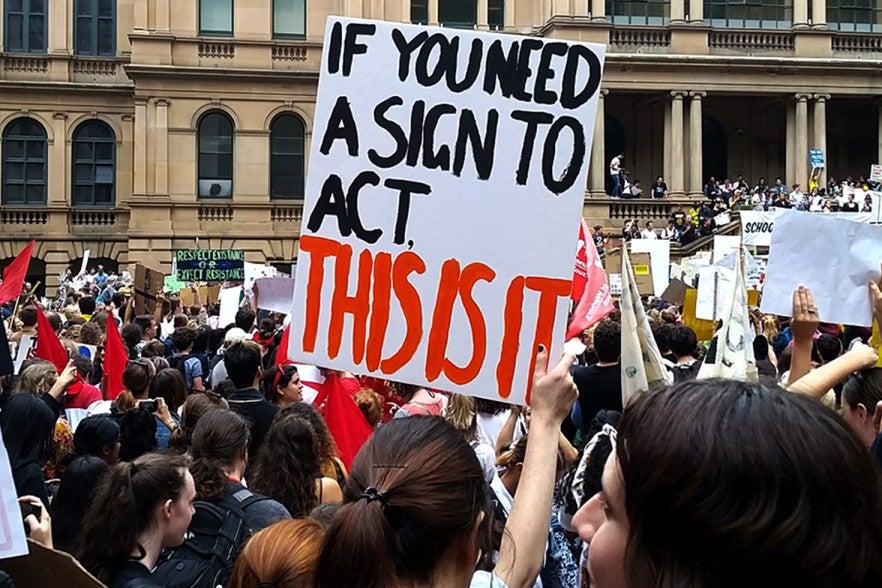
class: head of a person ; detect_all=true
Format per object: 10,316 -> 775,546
656,176 -> 663,183
261,364 -> 303,406
18,305 -> 37,328
189,408 -> 249,502
235,308 -> 256,332
653,323 -> 674,355
74,415 -> 121,465
70,353 -> 93,382
50,456 -> 109,554
77,453 -> 196,585
122,358 -> 156,397
587,380 -> 882,588
354,388 -> 384,428
171,327 -> 196,354
139,339 -> 167,359
80,322 -> 102,345
316,417 -> 491,588
667,325 -> 697,360
0,393 -> 56,470
193,325 -> 210,354
593,319 -> 621,364
751,334 -> 769,361
14,360 -> 57,395
644,221 -> 653,230
224,340 -> 263,389
283,402 -> 339,462
229,519 -> 324,588
250,413 -> 321,518
841,368 -> 882,448
78,296 -> 96,316
134,315 -> 157,340
149,367 -> 188,414
121,323 -> 143,350
45,310 -> 62,334
169,392 -> 229,453
813,333 -> 843,365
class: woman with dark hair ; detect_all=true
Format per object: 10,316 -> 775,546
841,368 -> 882,448
121,323 -> 143,360
249,412 -> 341,517
149,368 -> 187,449
77,453 -> 196,587
112,359 -> 177,461
0,393 -> 57,503
50,456 -> 109,554
283,403 -> 348,486
189,409 -> 290,531
260,364 -> 303,409
73,416 -> 120,465
168,392 -> 228,454
316,348 -> 577,588
586,379 -> 882,587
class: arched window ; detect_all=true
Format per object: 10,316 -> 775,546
2,118 -> 47,206
198,112 -> 234,198
74,0 -> 115,56
270,114 -> 305,200
827,0 -> 881,32
5,0 -> 47,53
72,120 -> 116,206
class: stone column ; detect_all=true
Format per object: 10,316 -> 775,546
477,0 -> 489,29
573,0 -> 590,18
50,0 -> 69,52
688,0 -> 703,23
50,113 -> 68,206
669,91 -> 687,195
589,90 -> 608,197
812,94 -> 829,186
155,0 -> 170,31
812,0 -> 827,28
590,0 -> 605,21
428,0 -> 439,26
400,0 -> 409,22
689,91 -> 705,196
786,101 -> 795,183
504,0 -> 517,29
670,0 -> 685,24
795,94 -> 810,186
133,98 -> 148,196
155,99 -> 170,197
793,0 -> 809,28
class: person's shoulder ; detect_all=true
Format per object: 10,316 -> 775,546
470,571 -> 509,588
109,561 -> 160,588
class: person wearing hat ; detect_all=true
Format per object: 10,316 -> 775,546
210,327 -> 248,390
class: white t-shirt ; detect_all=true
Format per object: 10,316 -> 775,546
640,228 -> 657,240
476,410 -> 510,448
609,156 -> 621,175
471,571 -> 510,588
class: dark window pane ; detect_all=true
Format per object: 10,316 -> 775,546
73,185 -> 91,205
5,141 -> 24,159
76,16 -> 93,53
25,184 -> 44,204
8,0 -> 23,12
26,141 -> 44,159
28,15 -> 44,52
5,185 -> 24,204
95,185 -> 112,204
440,0 -> 476,27
98,0 -> 113,17
7,163 -> 24,181
7,14 -> 24,51
94,142 -> 112,161
25,162 -> 42,181
75,164 -> 93,182
97,18 -> 114,55
411,0 -> 428,23
29,0 -> 43,14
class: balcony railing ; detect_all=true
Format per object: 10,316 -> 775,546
198,41 -> 235,59
198,205 -> 234,221
708,30 -> 795,51
610,27 -> 671,48
70,209 -> 117,225
832,32 -> 882,53
271,204 -> 304,222
271,45 -> 308,61
1,209 -> 48,225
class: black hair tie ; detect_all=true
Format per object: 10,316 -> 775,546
361,487 -> 388,506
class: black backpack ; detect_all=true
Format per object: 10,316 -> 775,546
151,486 -> 266,588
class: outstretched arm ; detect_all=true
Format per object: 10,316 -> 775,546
788,342 -> 878,399
786,286 -> 819,387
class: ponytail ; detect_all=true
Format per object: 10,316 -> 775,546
77,454 -> 188,584
317,499 -> 396,588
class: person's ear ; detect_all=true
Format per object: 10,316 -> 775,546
162,499 -> 174,520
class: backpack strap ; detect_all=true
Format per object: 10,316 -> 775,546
220,484 -> 269,519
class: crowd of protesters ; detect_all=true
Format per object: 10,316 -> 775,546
1,251 -> 882,588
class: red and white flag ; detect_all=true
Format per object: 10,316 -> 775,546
566,219 -> 614,340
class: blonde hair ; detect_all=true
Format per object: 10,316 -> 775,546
444,394 -> 477,441
762,316 -> 779,343
228,519 -> 324,588
15,361 -> 57,395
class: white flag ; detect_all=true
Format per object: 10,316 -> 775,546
697,248 -> 758,381
620,250 -> 673,405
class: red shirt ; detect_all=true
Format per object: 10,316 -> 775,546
64,380 -> 103,410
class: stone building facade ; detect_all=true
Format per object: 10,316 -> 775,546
1,0 -> 882,292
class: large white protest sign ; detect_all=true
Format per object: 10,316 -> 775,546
218,286 -> 242,328
761,211 -> 882,327
0,435 -> 29,559
629,239 -> 670,297
255,277 -> 296,313
712,235 -> 741,263
289,18 -> 605,405
741,199 -> 881,247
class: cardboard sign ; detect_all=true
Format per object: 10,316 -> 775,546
809,148 -> 825,168
132,263 -> 165,315
178,285 -> 221,306
605,252 -> 653,296
871,164 -> 882,183
175,250 -> 245,283
660,278 -> 689,306
629,239 -> 670,296
288,18 -> 605,405
0,539 -> 102,586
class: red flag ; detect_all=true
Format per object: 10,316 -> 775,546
274,324 -> 291,366
34,305 -> 68,373
0,241 -> 35,307
306,372 -> 373,469
102,316 -> 127,401
566,219 -> 615,340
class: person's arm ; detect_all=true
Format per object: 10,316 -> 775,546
46,360 -> 77,402
558,432 -> 579,467
153,292 -> 166,325
153,398 -> 179,432
494,347 -> 577,588
786,286 -> 819,387
123,294 -> 134,325
191,283 -> 202,307
788,342 -> 878,399
319,478 -> 343,504
495,407 -> 519,457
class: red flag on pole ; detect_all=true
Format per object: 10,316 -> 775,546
274,324 -> 291,366
302,371 -> 373,469
566,219 -> 615,340
102,316 -> 127,401
34,305 -> 68,373
0,241 -> 35,307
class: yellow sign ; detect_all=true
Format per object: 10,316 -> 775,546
683,289 -> 716,341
